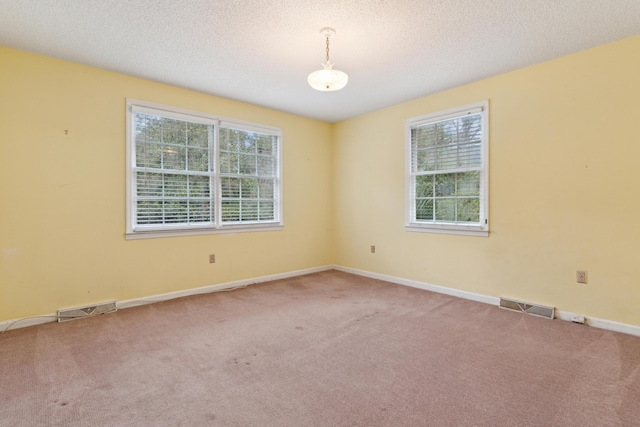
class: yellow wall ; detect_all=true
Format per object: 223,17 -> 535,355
333,34 -> 640,326
3,34 -> 640,328
0,47 -> 334,321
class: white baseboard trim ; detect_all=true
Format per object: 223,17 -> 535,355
555,310 -> 640,337
334,265 -> 640,338
0,314 -> 58,334
333,265 -> 499,306
4,265 -> 640,338
1,265 -> 333,333
118,265 -> 333,310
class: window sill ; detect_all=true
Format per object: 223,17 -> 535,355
405,224 -> 488,237
126,223 -> 283,240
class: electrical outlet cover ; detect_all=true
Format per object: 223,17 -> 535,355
576,270 -> 587,283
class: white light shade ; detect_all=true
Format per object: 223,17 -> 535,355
308,64 -> 348,91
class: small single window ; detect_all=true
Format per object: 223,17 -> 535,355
406,101 -> 489,236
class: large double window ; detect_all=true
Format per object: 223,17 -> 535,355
406,101 -> 489,236
126,99 -> 281,239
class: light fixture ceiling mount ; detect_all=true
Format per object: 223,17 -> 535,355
307,27 -> 348,92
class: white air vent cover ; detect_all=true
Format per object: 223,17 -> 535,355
499,297 -> 554,319
58,301 -> 117,322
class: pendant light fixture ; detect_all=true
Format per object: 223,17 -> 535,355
308,27 -> 348,91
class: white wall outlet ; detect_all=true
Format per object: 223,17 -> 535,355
571,314 -> 585,324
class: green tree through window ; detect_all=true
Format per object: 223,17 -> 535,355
406,101 -> 488,236
127,99 -> 281,238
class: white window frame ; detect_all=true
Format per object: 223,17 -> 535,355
405,100 -> 489,237
126,98 -> 283,240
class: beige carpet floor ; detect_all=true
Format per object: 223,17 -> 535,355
1,270 -> 640,426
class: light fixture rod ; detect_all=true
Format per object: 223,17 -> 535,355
320,27 -> 336,63
307,27 -> 348,92
326,36 -> 330,62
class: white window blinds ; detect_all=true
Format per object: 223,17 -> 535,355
134,112 -> 215,228
406,101 -> 488,235
126,99 -> 282,238
219,127 -> 280,223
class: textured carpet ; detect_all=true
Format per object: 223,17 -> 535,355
1,270 -> 640,426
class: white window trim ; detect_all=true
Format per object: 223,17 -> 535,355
125,98 -> 283,240
405,100 -> 489,237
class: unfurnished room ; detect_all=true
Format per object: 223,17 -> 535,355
1,1 -> 640,426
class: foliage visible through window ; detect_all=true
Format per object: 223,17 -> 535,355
135,114 -> 213,226
219,128 -> 277,223
127,100 -> 281,237
407,102 -> 488,235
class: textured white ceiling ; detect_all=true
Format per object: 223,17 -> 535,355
1,1 -> 640,122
